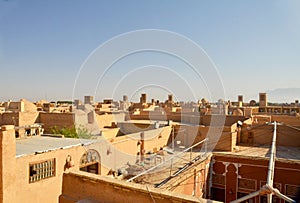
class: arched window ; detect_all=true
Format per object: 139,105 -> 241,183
79,149 -> 101,175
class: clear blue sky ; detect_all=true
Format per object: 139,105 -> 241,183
1,0 -> 299,102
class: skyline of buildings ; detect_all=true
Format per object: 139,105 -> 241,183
0,92 -> 299,202
1,90 -> 299,105
1,1 -> 299,202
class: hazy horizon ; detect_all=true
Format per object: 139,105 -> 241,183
1,87 -> 299,105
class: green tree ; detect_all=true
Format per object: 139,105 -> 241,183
50,125 -> 92,139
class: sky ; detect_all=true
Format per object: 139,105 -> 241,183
0,0 -> 300,103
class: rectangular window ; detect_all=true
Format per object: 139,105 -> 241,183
237,192 -> 255,203
211,187 -> 225,202
285,184 -> 300,198
238,178 -> 256,191
212,174 -> 225,186
29,159 -> 55,183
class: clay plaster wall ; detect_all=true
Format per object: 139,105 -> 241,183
271,115 -> 300,127
110,126 -> 172,155
240,125 -> 300,147
211,154 -> 300,203
168,155 -> 212,198
0,112 -> 19,126
96,113 -> 125,129
128,113 -> 244,127
117,122 -> 157,134
59,171 -> 218,203
0,126 -> 16,203
0,124 -> 100,203
173,125 -> 237,152
40,112 -> 74,133
18,111 -> 39,126
0,112 -> 39,127
15,145 -> 87,203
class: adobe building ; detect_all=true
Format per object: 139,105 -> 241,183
84,96 -> 94,105
210,123 -> 300,202
0,93 -> 300,203
0,125 -> 101,203
0,99 -> 42,138
0,123 -> 167,202
238,95 -> 243,107
259,93 -> 268,107
140,93 -> 147,104
60,171 -> 219,203
58,119 -> 300,203
0,121 -> 211,203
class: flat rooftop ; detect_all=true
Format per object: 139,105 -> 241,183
16,136 -> 96,157
122,120 -> 193,126
215,145 -> 300,161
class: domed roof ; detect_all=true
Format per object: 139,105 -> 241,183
232,108 -> 243,116
201,98 -> 208,104
38,99 -> 49,104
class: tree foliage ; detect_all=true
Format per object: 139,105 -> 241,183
50,125 -> 92,139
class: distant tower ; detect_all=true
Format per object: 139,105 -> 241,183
238,95 -> 243,107
74,99 -> 81,107
259,93 -> 268,107
123,95 -> 128,102
140,93 -> 147,104
84,96 -> 94,105
168,94 -> 173,103
238,95 -> 243,103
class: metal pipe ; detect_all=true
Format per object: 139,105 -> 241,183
172,126 -> 175,151
140,132 -> 145,162
170,159 -> 173,176
273,189 -> 296,203
155,152 -> 204,188
205,138 -> 208,154
267,121 -> 277,203
208,160 -> 213,199
281,123 -> 300,131
230,185 -> 297,203
230,122 -> 280,203
193,168 -> 197,196
127,138 -> 207,182
230,190 -> 260,203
